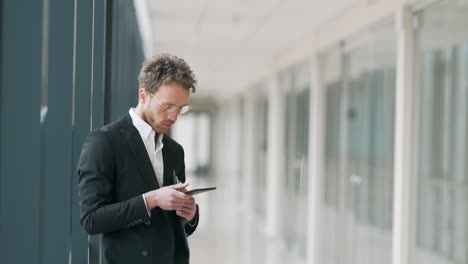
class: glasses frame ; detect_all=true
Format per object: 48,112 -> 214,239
149,93 -> 191,115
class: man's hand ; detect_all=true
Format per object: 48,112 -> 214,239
144,182 -> 196,221
175,196 -> 196,221
173,184 -> 197,221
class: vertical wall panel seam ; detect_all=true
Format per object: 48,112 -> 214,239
69,1 -> 79,263
90,0 -> 95,130
39,0 -> 50,263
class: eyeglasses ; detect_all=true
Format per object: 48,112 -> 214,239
149,93 -> 191,115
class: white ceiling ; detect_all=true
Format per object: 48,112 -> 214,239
139,0 -> 357,100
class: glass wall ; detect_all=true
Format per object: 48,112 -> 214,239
252,84 -> 269,222
280,61 -> 310,258
212,96 -> 245,203
345,22 -> 396,264
321,47 -> 344,264
416,1 -> 468,263
320,19 -> 396,264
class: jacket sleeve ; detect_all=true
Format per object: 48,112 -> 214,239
78,130 -> 150,235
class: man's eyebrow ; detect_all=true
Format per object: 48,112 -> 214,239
161,101 -> 189,107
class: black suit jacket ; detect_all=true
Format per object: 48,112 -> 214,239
78,113 -> 199,264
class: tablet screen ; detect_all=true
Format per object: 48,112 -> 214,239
183,187 -> 217,195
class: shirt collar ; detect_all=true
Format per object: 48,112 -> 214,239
129,108 -> 159,143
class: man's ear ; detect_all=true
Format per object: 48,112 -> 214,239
138,88 -> 147,104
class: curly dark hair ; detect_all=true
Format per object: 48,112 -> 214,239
138,54 -> 197,94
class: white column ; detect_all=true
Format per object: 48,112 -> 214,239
306,53 -> 325,264
392,5 -> 419,264
265,73 -> 284,237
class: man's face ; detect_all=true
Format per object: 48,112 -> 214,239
142,82 -> 190,134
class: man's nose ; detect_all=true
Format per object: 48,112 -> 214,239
167,111 -> 179,121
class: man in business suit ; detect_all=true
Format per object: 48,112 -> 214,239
78,54 -> 199,264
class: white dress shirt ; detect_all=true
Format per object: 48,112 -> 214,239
129,108 -> 164,215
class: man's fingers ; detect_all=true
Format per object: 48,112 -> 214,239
156,186 -> 194,211
166,195 -> 194,210
174,204 -> 194,212
171,182 -> 189,190
176,210 -> 184,217
172,190 -> 191,199
176,210 -> 190,219
172,199 -> 195,210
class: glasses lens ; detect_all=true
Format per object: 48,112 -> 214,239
166,105 -> 179,113
180,105 -> 190,115
164,104 -> 190,115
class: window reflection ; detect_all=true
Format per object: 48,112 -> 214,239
416,1 -> 468,263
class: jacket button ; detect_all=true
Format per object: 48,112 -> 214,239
142,250 -> 148,256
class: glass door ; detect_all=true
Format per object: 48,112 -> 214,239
282,61 -> 311,259
343,21 -> 396,264
321,48 -> 344,264
320,19 -> 396,264
415,2 -> 468,263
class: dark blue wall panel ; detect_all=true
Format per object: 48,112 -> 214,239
40,0 -> 75,262
105,0 -> 145,123
71,1 -> 94,263
0,1 -> 145,263
0,0 -> 43,263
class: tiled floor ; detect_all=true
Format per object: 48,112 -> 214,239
187,175 -> 302,264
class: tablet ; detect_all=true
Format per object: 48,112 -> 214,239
183,187 -> 217,195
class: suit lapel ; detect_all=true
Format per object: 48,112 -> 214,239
162,135 -> 189,254
162,135 -> 174,186
119,114 -> 160,190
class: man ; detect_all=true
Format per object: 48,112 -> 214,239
78,54 -> 199,264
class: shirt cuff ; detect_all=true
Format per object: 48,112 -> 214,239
142,194 -> 151,217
